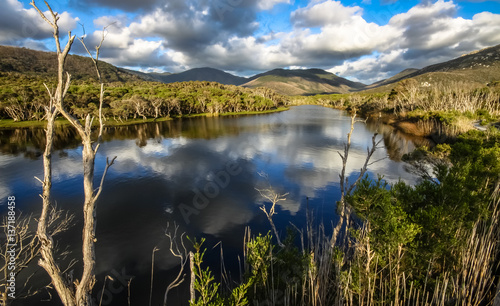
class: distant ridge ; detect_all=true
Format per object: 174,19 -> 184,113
122,69 -> 171,82
150,67 -> 248,85
366,43 -> 500,92
242,68 -> 366,95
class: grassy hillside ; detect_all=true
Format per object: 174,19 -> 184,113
367,68 -> 419,89
243,68 -> 366,95
0,45 -> 146,83
365,44 -> 500,93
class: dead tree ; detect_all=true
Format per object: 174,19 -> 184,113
256,172 -> 289,248
31,1 -> 115,305
331,112 -> 383,248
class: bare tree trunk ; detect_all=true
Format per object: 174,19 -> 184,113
331,114 -> 355,248
189,251 -> 195,303
30,2 -> 77,304
32,2 -> 115,305
38,106 -> 76,306
332,112 -> 382,248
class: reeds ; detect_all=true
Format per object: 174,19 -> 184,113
240,186 -> 499,305
394,81 -> 500,116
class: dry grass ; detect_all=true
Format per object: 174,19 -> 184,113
392,81 -> 500,116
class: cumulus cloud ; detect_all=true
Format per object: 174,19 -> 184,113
291,0 -> 363,27
78,0 -> 162,12
257,0 -> 291,10
6,0 -> 500,83
331,0 -> 500,83
0,0 -> 78,46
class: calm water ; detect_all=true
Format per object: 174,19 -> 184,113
0,105 -> 428,305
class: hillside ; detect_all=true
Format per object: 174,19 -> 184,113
121,68 -> 171,82
242,68 -> 366,96
0,45 -> 146,83
151,67 -> 248,85
365,44 -> 500,92
367,68 -> 419,88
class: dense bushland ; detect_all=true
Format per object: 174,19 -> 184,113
0,72 -> 289,122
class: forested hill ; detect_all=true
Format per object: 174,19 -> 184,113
150,67 -> 248,85
0,45 -> 145,83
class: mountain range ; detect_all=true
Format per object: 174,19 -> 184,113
1,43 -> 499,95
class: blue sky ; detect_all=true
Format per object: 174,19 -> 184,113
1,0 -> 500,84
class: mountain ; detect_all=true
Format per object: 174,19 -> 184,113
150,67 -> 248,85
242,68 -> 366,96
366,44 -> 500,91
121,68 -> 171,82
367,68 -> 419,89
0,45 -> 146,83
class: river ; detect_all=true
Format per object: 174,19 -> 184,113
0,105 -> 429,305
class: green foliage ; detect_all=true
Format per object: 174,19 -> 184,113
348,176 -> 421,256
187,236 -> 255,306
188,237 -> 221,306
245,232 -> 273,287
348,130 -> 500,291
0,73 -> 289,123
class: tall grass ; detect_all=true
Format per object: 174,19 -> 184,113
389,81 -> 500,116
236,182 -> 499,305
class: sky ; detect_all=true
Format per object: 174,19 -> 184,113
1,0 -> 500,84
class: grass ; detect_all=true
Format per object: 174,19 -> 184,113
219,106 -> 289,116
0,118 -> 68,129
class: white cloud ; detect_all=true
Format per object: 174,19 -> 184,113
8,0 -> 500,83
291,0 -> 363,28
329,49 -> 408,84
328,0 -> 500,83
257,0 -> 291,10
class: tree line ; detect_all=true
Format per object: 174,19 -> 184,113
0,72 -> 290,122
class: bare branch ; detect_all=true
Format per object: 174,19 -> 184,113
255,175 -> 288,247
94,156 -> 117,201
163,222 -> 190,305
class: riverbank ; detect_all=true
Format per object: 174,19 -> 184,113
292,99 -> 498,143
361,109 -> 500,143
0,106 -> 290,129
292,82 -> 500,142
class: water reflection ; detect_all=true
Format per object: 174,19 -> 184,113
1,105 -> 427,305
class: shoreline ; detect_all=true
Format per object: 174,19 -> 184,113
0,106 -> 290,129
307,102 -> 494,143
